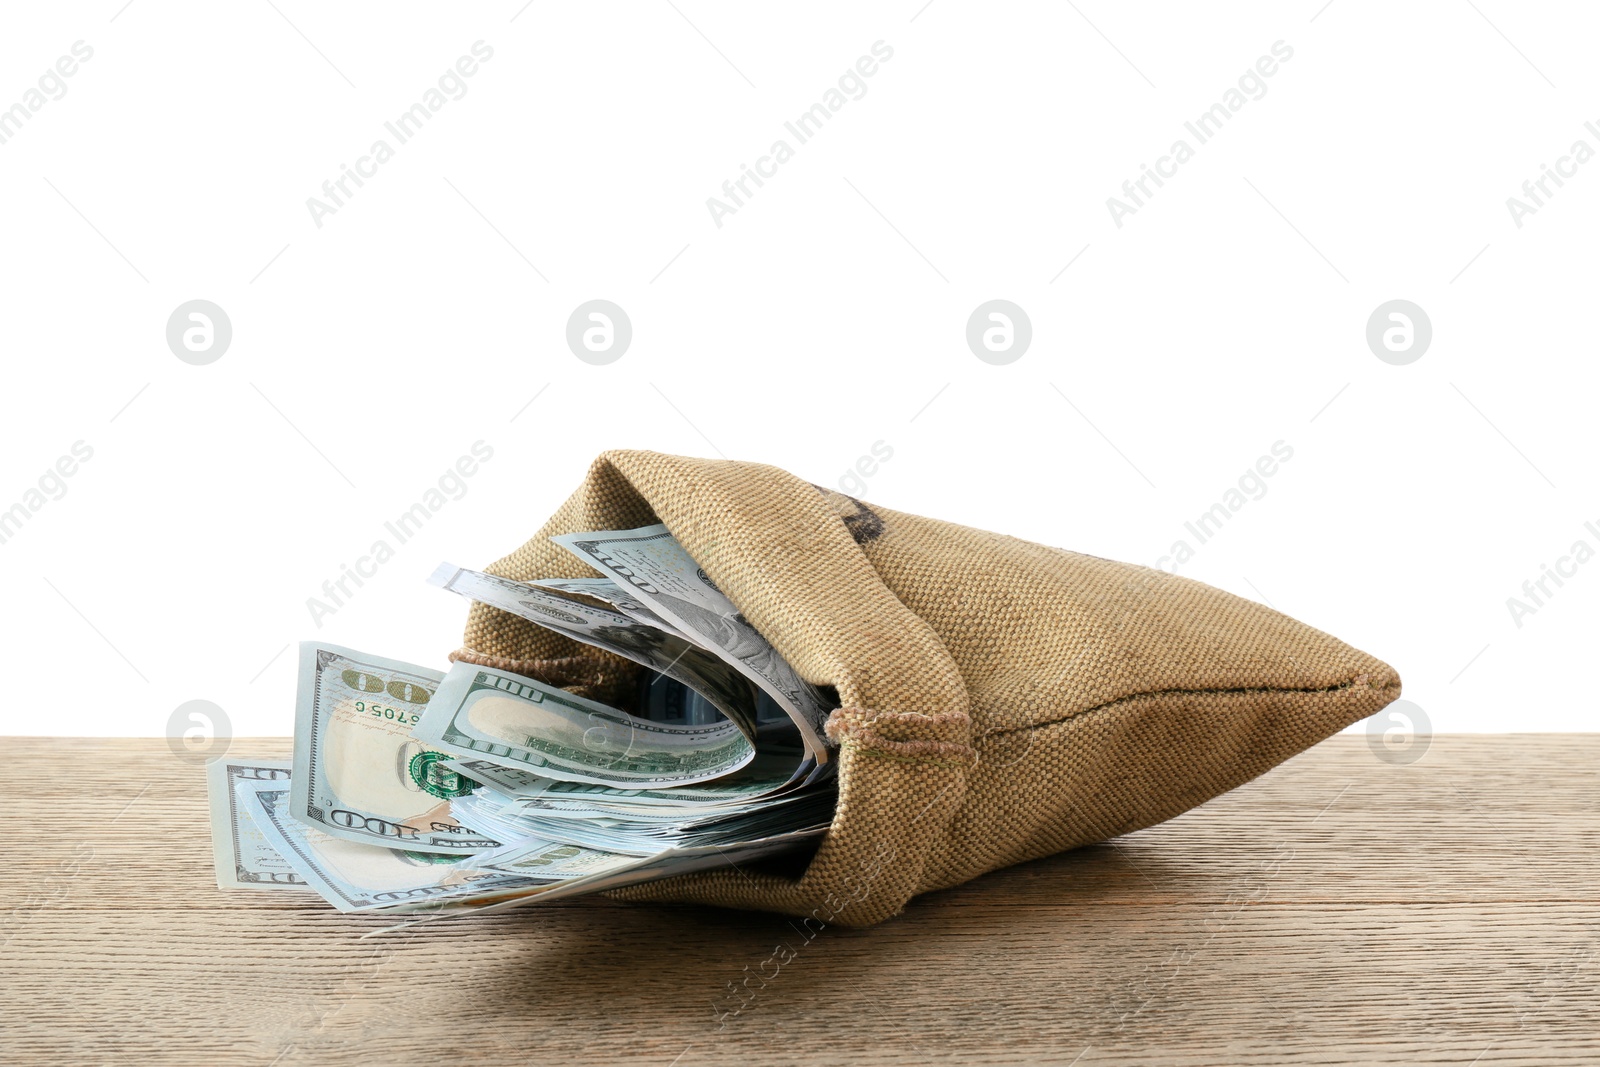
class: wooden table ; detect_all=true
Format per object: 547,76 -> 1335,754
3,735 -> 1596,1065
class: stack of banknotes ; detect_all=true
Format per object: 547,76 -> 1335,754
207,524 -> 839,914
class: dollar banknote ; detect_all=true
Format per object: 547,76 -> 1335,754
462,835 -> 638,880
468,826 -> 830,911
291,643 -> 501,855
210,751 -> 833,913
551,525 -> 835,763
436,756 -> 564,798
429,563 -> 762,742
206,758 -> 310,890
440,754 -> 796,809
206,525 -> 843,916
239,779 -> 552,913
413,660 -> 755,787
528,576 -> 690,638
455,779 -> 836,856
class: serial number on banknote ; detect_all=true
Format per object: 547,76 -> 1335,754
355,700 -> 422,725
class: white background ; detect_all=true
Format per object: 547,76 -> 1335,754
1,2 -> 1594,738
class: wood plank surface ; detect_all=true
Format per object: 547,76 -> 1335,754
1,735 -> 1595,1066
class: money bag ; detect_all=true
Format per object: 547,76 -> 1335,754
455,450 -> 1401,926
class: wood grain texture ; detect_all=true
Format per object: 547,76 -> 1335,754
0,734 -> 1595,1066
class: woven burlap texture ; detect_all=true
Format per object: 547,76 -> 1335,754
457,450 -> 1401,927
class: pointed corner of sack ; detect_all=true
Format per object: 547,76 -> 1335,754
1343,661 -> 1404,720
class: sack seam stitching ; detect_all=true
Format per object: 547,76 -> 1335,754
977,675 -> 1401,741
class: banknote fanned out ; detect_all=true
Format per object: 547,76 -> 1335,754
412,660 -> 756,787
430,564 -> 766,744
550,525 -> 835,765
527,576 -> 690,639
221,773 -> 827,913
206,758 -> 310,891
241,780 -> 556,913
291,643 -> 500,855
208,505 -> 855,914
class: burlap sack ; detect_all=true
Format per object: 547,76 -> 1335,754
457,450 -> 1400,927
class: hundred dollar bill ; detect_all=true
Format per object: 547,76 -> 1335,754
206,758 -> 310,890
447,792 -> 562,850
551,525 -> 834,763
528,576 -> 690,638
413,660 -> 756,787
240,780 -> 551,913
291,643 -> 501,855
458,838 -> 631,881
470,826 -> 830,912
531,579 -> 694,639
441,754 -> 796,810
462,793 -> 836,855
467,835 -> 640,879
437,757 -> 560,798
429,563 -> 761,742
